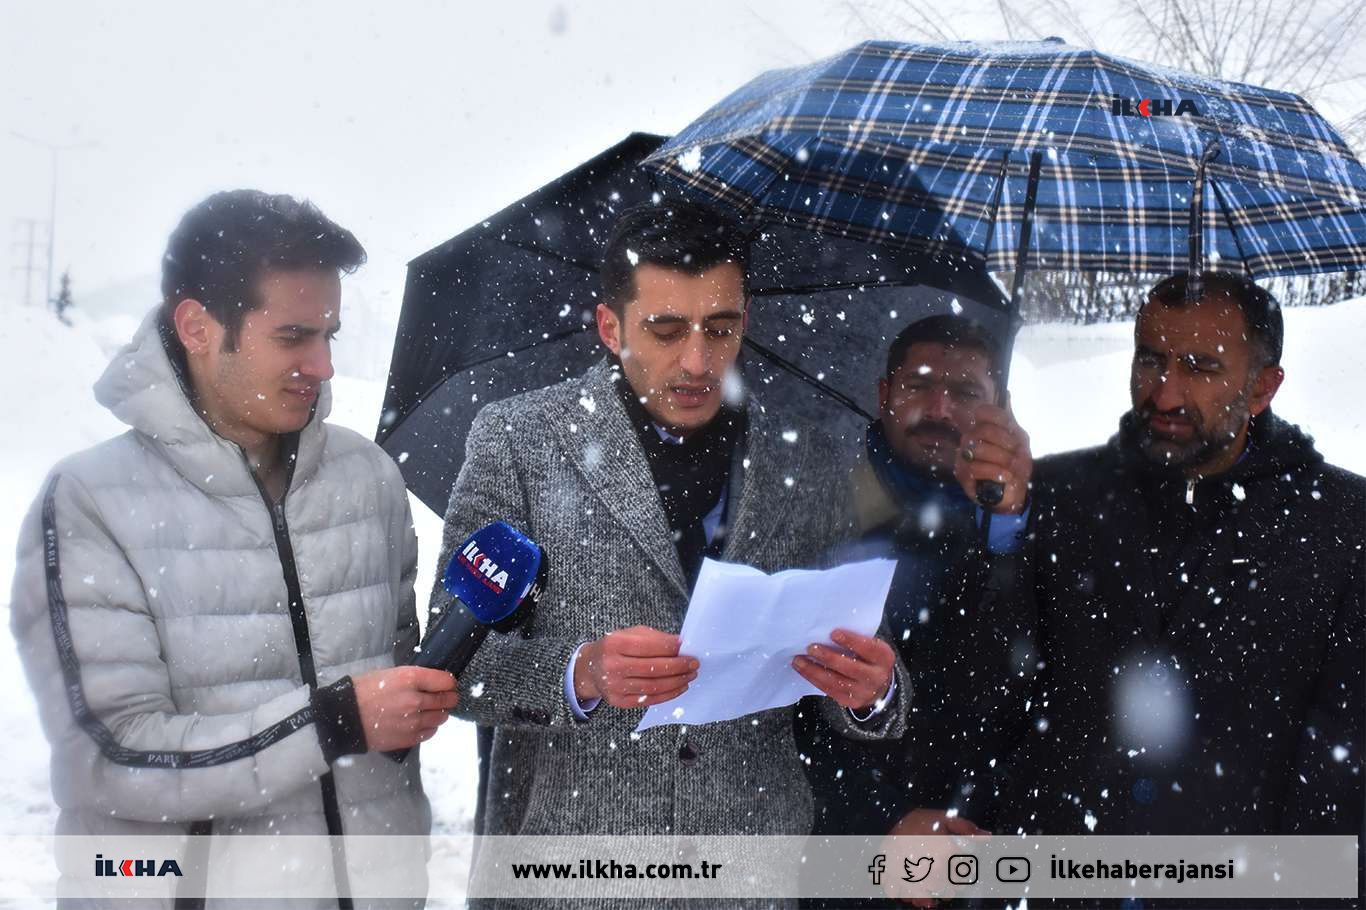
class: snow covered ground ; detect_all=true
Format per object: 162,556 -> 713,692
0,297 -> 1361,904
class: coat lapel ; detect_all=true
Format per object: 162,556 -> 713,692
549,363 -> 806,598
720,403 -> 798,566
550,361 -> 690,599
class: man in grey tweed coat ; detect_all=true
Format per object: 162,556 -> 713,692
429,201 -> 908,850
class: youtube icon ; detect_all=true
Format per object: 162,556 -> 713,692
996,857 -> 1031,883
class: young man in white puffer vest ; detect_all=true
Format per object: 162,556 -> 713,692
10,190 -> 457,908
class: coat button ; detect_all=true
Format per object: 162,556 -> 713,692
678,743 -> 699,766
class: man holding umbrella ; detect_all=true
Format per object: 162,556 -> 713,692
995,271 -> 1363,838
799,314 -> 1035,842
430,200 -> 908,843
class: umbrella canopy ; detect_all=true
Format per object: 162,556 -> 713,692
377,133 -> 1008,516
646,38 -> 1366,279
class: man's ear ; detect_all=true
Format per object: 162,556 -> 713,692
173,299 -> 214,356
596,302 -> 622,356
1248,364 -> 1284,417
877,376 -> 890,414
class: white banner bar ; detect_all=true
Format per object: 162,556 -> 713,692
0,834 -> 1355,901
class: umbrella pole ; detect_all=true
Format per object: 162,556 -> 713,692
1186,139 -> 1224,304
1005,150 -> 1045,325
976,150 -> 1042,527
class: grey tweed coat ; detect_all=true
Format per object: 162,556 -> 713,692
429,359 -> 908,840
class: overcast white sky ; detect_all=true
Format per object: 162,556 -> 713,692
3,1 -> 1362,332
0,1 -> 872,317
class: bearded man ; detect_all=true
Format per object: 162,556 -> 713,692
995,271 -> 1363,841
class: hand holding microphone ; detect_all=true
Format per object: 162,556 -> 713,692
386,521 -> 547,761
352,666 -> 459,752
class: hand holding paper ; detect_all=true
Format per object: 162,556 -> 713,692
574,626 -> 700,708
793,626 -> 897,711
636,557 -> 896,732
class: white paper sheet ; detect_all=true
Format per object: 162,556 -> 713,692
635,556 -> 897,732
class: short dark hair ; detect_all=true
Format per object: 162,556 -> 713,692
599,199 -> 750,314
159,189 -> 365,357
884,314 -> 1000,381
1146,271 -> 1283,367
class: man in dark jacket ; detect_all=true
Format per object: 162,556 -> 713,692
997,271 -> 1363,840
798,315 -> 1035,846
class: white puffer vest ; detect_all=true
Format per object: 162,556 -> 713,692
8,312 -> 431,907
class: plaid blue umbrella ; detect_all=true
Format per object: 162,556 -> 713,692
645,38 -> 1366,279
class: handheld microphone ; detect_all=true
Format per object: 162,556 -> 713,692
387,520 -> 547,761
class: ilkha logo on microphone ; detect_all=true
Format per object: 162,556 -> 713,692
460,540 -> 511,592
1111,97 -> 1201,117
94,854 -> 183,877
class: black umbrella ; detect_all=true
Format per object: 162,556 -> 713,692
377,132 -> 1010,517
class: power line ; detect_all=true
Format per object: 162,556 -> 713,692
10,217 -> 48,308
10,132 -> 97,307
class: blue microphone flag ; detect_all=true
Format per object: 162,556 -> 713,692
442,521 -> 543,625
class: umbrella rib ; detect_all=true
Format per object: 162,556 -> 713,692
1209,178 -> 1252,275
982,150 -> 1011,259
489,235 -> 601,274
740,336 -> 875,422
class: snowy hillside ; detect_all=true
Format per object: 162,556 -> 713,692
0,298 -> 1361,902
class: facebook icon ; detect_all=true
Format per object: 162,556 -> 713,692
868,854 -> 887,886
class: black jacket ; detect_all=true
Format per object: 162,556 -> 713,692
996,410 -> 1364,836
797,444 -> 1031,835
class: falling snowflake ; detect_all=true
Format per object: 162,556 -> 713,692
678,146 -> 703,174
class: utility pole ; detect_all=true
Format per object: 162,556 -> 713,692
10,132 -> 96,306
11,217 -> 47,308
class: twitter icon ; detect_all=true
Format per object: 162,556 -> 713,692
902,856 -> 934,883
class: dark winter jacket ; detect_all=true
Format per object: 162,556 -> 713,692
797,422 -> 1032,835
996,410 -> 1364,837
